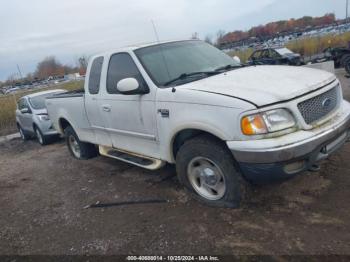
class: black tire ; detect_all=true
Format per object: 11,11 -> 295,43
346,61 -> 350,75
18,124 -> 31,141
64,126 -> 97,160
175,135 -> 248,208
340,54 -> 350,67
34,126 -> 50,145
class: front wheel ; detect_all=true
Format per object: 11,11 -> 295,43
176,135 -> 247,208
18,125 -> 31,141
34,126 -> 50,145
64,126 -> 97,160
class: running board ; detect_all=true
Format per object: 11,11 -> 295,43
99,146 -> 165,170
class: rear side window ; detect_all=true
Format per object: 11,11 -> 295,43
107,53 -> 145,94
88,56 -> 104,94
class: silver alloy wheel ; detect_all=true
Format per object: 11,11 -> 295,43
35,128 -> 43,144
19,128 -> 25,140
187,157 -> 226,201
68,135 -> 81,158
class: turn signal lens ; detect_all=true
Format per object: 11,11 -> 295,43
241,114 -> 268,135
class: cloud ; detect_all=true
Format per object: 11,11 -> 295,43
0,0 -> 345,80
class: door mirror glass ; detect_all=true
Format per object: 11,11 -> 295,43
116,78 -> 143,94
20,107 -> 30,114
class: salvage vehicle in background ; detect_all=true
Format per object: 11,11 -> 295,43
46,40 -> 350,208
323,47 -> 350,74
16,89 -> 65,145
247,47 -> 302,66
311,47 -> 350,74
323,47 -> 350,68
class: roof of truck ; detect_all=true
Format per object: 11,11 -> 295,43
94,39 -> 200,58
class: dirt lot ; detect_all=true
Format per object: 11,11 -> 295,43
1,70 -> 350,256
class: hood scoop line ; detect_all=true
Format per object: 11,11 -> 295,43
187,89 -> 258,108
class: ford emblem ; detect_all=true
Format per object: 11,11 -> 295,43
322,98 -> 332,108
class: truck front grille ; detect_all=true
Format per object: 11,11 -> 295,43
297,85 -> 339,125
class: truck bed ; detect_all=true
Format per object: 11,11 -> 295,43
45,90 -> 94,142
47,89 -> 85,99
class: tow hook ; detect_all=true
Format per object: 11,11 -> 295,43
308,164 -> 321,172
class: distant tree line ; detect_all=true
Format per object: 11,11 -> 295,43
214,13 -> 336,45
0,55 -> 89,87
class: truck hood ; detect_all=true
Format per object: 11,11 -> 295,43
182,65 -> 336,107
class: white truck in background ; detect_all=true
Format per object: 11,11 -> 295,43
46,40 -> 350,208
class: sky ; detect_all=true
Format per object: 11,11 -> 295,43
0,0 -> 347,81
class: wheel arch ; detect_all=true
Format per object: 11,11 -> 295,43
58,118 -> 73,134
170,127 -> 228,162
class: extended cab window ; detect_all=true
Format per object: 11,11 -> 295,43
88,56 -> 104,94
107,53 -> 145,94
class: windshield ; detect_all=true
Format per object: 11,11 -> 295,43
134,41 -> 240,86
29,92 -> 63,109
275,48 -> 294,56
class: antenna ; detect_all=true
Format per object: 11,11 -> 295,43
151,20 -> 160,43
347,0 -> 349,24
16,64 -> 23,79
150,20 -> 172,83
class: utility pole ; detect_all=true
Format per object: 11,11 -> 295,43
347,0 -> 349,24
16,64 -> 23,80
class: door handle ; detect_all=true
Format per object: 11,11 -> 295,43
102,105 -> 111,112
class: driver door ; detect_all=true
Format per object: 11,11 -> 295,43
99,52 -> 159,158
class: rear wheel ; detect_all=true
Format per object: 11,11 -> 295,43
340,54 -> 350,68
345,60 -> 350,75
64,126 -> 97,160
176,135 -> 248,208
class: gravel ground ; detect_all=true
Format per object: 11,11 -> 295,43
0,70 -> 350,256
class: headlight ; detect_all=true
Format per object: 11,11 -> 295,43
241,109 -> 295,135
38,114 -> 50,121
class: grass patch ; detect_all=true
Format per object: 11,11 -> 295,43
0,81 -> 83,136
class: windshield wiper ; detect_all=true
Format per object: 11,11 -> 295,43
163,71 -> 219,87
214,64 -> 243,72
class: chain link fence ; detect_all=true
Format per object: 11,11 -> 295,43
0,81 -> 83,136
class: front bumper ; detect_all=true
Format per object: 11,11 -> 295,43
36,120 -> 59,136
227,103 -> 350,184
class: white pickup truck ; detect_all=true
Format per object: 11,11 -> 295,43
46,40 -> 350,208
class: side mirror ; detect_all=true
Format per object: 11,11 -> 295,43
232,56 -> 241,64
116,78 -> 149,95
20,108 -> 30,114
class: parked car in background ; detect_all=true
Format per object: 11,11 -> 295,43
16,89 -> 65,145
5,87 -> 20,94
247,47 -> 302,66
46,40 -> 350,208
323,47 -> 350,67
